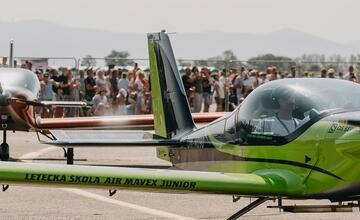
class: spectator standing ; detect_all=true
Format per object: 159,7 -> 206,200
345,65 -> 357,81
77,70 -> 86,100
114,88 -> 127,115
84,69 -> 97,102
270,66 -> 279,81
243,73 -> 253,97
96,70 -> 110,95
258,72 -> 268,85
182,68 -> 193,99
53,88 -> 64,118
202,68 -> 213,112
0,57 -> 8,67
39,73 -> 56,101
213,74 -> 225,112
58,68 -> 71,102
233,67 -> 244,104
327,68 -> 336,78
118,72 -> 130,92
320,69 -> 327,78
134,71 -> 146,114
109,69 -> 120,100
192,67 -> 203,113
289,66 -> 297,78
338,72 -> 344,79
39,72 -> 57,118
50,69 -> 60,94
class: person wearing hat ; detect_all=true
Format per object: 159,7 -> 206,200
327,68 -> 336,79
258,72 -> 268,85
113,88 -> 127,115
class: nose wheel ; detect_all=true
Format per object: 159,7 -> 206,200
0,129 -> 9,161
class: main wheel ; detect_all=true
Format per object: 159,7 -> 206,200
0,143 -> 9,161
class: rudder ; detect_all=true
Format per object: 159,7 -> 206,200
147,31 -> 195,139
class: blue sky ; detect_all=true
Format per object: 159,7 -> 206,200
0,0 -> 358,43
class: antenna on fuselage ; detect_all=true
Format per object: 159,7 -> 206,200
9,40 -> 14,68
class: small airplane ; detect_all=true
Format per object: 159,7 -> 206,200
2,31 -> 360,219
0,40 -> 224,162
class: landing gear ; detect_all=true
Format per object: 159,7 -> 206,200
63,147 -> 74,165
0,129 -> 9,161
228,197 -> 268,220
2,184 -> 9,192
109,189 -> 117,197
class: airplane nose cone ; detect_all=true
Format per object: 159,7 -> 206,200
0,91 -> 11,106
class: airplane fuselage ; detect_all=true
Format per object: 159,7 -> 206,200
0,68 -> 39,131
157,108 -> 360,201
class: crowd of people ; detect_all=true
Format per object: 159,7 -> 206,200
1,56 -> 358,118
37,66 -> 151,117
182,65 -> 358,112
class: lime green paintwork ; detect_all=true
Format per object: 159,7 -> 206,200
156,146 -> 171,162
0,118 -> 359,198
205,119 -> 360,197
0,161 -> 298,196
148,39 -> 167,138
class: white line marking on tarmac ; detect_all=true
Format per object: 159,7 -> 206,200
20,147 -> 197,220
19,146 -> 58,160
63,188 -> 196,220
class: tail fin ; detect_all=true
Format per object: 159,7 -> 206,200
148,31 -> 195,139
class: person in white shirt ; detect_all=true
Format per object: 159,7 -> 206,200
257,87 -> 300,136
344,65 -> 357,81
0,57 -> 8,68
213,74 -> 225,112
117,73 -> 130,91
92,89 -> 108,107
114,88 -> 127,115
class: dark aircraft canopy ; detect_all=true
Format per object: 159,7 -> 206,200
237,78 -> 360,139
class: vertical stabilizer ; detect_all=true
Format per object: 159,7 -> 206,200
148,31 -> 195,139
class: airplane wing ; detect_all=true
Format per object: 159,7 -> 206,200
0,161 -> 304,196
11,98 -> 87,107
36,112 -> 227,130
44,130 -> 183,147
39,101 -> 87,107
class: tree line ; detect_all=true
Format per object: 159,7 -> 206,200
81,50 -> 360,73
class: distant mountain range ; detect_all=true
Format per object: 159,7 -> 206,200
0,20 -> 359,61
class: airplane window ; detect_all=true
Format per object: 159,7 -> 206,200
207,119 -> 226,136
235,78 -> 360,145
0,69 -> 40,95
224,112 -> 236,139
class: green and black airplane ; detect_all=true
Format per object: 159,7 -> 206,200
2,31 -> 360,219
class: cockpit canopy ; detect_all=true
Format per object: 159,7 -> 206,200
0,68 -> 40,98
235,78 -> 360,142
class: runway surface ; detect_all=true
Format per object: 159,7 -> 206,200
1,131 -> 360,220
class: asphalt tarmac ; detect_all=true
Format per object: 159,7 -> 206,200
1,131 -> 360,220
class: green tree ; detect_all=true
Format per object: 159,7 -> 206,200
104,50 -> 134,66
177,59 -> 192,67
207,50 -> 240,70
194,59 -> 209,67
81,55 -> 96,67
247,54 -> 295,72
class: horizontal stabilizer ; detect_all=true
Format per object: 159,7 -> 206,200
0,161 -> 301,196
36,112 -> 226,130
40,101 -> 87,107
11,98 -> 87,107
44,130 -> 182,147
